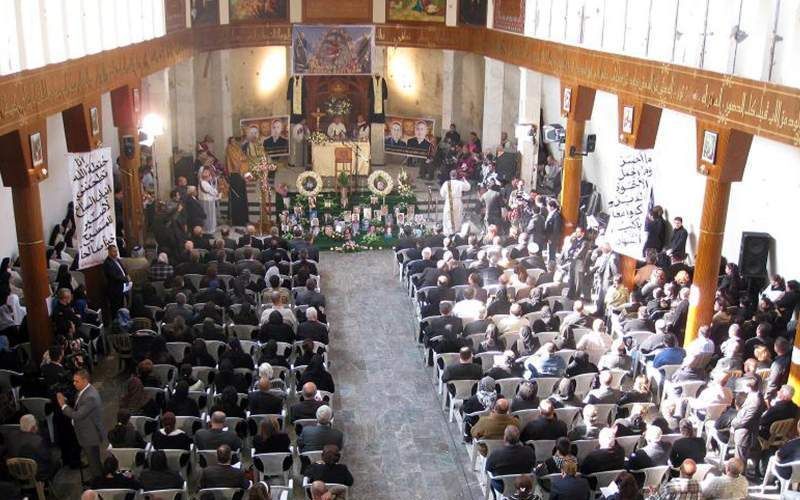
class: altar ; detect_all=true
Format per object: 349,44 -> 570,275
311,141 -> 370,177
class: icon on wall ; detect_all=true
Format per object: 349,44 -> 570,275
562,88 -> 572,113
701,130 -> 718,164
622,106 -> 634,134
133,88 -> 141,113
122,135 -> 135,160
30,132 -> 44,167
90,107 -> 100,136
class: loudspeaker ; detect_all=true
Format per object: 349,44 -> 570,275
739,232 -> 771,278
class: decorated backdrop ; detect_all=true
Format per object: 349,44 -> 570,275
292,25 -> 374,75
229,0 -> 288,22
387,0 -> 446,23
384,115 -> 436,159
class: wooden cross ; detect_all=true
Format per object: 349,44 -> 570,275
311,107 -> 326,131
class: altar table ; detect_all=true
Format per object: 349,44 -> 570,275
311,141 -> 370,177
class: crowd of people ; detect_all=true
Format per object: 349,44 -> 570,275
0,210 -> 357,499
396,164 -> 800,498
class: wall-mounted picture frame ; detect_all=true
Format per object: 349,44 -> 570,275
701,130 -> 718,164
90,107 -> 100,136
562,88 -> 572,113
133,88 -> 141,113
622,105 -> 634,134
30,132 -> 44,167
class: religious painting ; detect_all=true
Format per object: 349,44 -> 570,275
229,0 -> 288,22
622,106 -> 634,134
493,0 -> 524,34
239,115 -> 290,157
30,132 -> 43,167
90,107 -> 100,136
384,115 -> 436,159
387,0 -> 446,23
701,130 -> 718,164
562,88 -> 572,113
191,0 -> 220,26
459,0 -> 488,26
292,26 -> 373,75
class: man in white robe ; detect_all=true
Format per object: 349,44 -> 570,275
440,170 -> 471,236
327,116 -> 347,140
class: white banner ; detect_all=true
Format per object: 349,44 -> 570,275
606,145 -> 654,259
67,147 -> 117,269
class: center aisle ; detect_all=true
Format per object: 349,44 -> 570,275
323,250 -> 483,499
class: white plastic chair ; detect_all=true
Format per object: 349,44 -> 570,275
512,409 -> 541,428
554,407 -> 581,427
495,377 -> 524,398
447,379 -> 479,422
90,489 -> 138,500
529,439 -> 556,463
531,377 -> 561,397
571,373 -> 596,399
252,449 -> 293,484
573,439 -> 600,461
635,465 -> 669,490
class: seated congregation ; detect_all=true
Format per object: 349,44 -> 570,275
399,194 -> 799,499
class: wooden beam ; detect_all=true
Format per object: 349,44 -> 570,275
559,83 -> 595,237
111,84 -> 145,247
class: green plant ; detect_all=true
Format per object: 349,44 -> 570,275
337,171 -> 350,188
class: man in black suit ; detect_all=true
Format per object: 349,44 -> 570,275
421,275 -> 454,318
622,307 -> 656,334
194,411 -> 242,452
544,199 -> 562,263
295,279 -> 326,310
550,460 -> 591,500
103,244 -> 129,314
199,444 -> 248,490
175,249 -> 207,276
494,147 -> 518,185
670,419 -> 707,466
626,425 -> 671,470
213,250 -> 238,277
297,405 -> 343,452
520,399 -> 567,443
261,238 -> 290,265
297,308 -> 329,344
584,370 -> 623,405
219,227 -> 238,249
421,301 -> 463,345
290,383 -> 324,424
667,217 -> 688,257
441,347 -> 482,384
7,414 -> 58,480
485,426 -> 536,495
236,248 -> 266,276
238,225 -> 264,249
406,247 -> 437,278
760,385 -> 798,439
248,378 -> 284,416
418,260 -> 448,288
184,186 -> 206,230
580,428 -> 625,475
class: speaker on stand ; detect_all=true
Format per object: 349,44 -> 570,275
739,231 -> 772,295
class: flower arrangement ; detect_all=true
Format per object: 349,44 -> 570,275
333,240 -> 368,253
324,96 -> 352,117
367,170 -> 394,197
395,168 -> 415,200
360,233 -> 385,248
296,171 -> 323,197
309,131 -> 329,145
244,156 -> 277,193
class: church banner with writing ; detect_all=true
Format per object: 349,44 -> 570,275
67,147 -> 117,269
606,145 -> 654,259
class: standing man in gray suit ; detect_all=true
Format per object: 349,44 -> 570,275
56,369 -> 105,478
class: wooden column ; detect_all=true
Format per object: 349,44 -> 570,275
558,83 -> 595,237
62,98 -> 108,313
0,122 -> 52,362
111,84 -> 145,247
684,123 -> 753,345
615,96 -> 663,290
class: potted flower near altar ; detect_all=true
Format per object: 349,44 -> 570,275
337,171 -> 350,208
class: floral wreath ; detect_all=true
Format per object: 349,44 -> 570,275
296,171 -> 323,197
367,170 -> 394,197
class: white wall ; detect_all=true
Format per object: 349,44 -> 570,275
539,74 -> 800,277
39,114 -> 75,239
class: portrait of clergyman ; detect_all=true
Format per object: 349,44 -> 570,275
622,106 -> 634,134
562,88 -> 572,113
30,132 -> 44,167
90,107 -> 100,136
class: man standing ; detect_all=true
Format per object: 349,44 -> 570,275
494,146 -> 517,185
440,170 -> 471,236
544,199 -> 562,263
668,216 -> 688,257
326,116 -> 347,140
731,378 -> 765,467
57,370 -> 104,479
292,119 -> 310,170
103,244 -> 129,314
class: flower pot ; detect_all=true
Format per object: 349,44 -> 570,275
340,187 -> 349,208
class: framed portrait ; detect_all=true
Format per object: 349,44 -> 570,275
90,107 -> 100,136
239,115 -> 290,157
622,106 -> 634,134
30,132 -> 44,167
562,88 -> 572,113
229,0 -> 288,22
132,88 -> 141,113
387,0 -> 446,23
191,0 -> 220,26
701,130 -> 718,164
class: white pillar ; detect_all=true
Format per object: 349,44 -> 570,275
487,0 -> 495,28
501,62 -> 520,137
482,57 -> 504,151
219,50 -> 234,143
518,69 -> 542,188
143,69 -> 174,200
446,0 -> 457,26
441,50 -> 456,134
172,57 -> 196,155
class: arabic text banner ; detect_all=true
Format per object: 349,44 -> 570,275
67,147 -> 117,269
606,145 -> 654,260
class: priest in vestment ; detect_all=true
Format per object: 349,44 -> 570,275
226,137 -> 249,226
368,74 -> 389,166
292,119 -> 310,170
440,170 -> 471,236
327,116 -> 347,140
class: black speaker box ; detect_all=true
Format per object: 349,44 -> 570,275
739,232 -> 771,278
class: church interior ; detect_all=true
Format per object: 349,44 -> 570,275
0,0 -> 800,499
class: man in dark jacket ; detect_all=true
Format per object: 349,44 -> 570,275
441,347 -> 482,384
520,400 -> 567,442
103,244 -> 130,314
759,385 -> 799,439
248,378 -> 284,416
485,426 -> 536,495
550,460 -> 591,500
199,444 -> 248,489
184,186 -> 207,230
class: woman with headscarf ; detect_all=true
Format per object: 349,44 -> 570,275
107,409 -> 146,448
232,302 -> 259,326
548,378 -> 583,408
140,449 -> 183,492
221,338 -> 254,370
515,325 -> 540,356
210,385 -> 245,418
120,376 -> 160,417
510,380 -> 539,412
185,339 -> 215,367
54,264 -> 75,293
258,310 -> 295,344
214,359 -> 248,394
258,340 -> 289,369
477,323 -> 504,354
531,305 -> 560,333
460,376 -> 497,441
166,380 -> 200,417
565,350 -> 599,378
486,286 -> 511,316
298,354 -> 334,393
148,336 -> 176,366
177,363 -> 204,392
